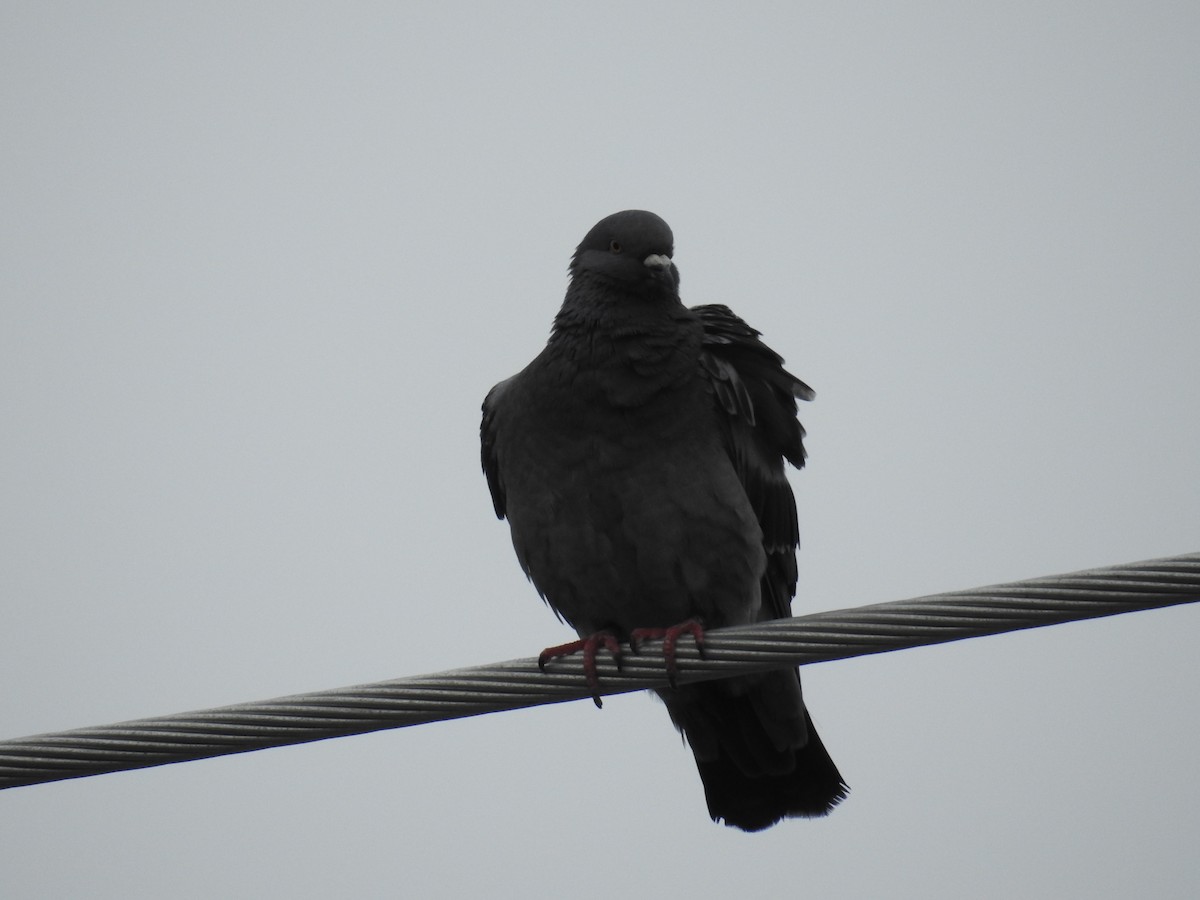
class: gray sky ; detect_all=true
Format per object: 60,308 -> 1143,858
2,3 -> 1198,897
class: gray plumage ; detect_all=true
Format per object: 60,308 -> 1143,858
481,210 -> 847,831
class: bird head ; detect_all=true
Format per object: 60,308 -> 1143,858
569,210 -> 680,297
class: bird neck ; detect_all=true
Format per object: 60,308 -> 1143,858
550,274 -> 685,343
541,276 -> 700,408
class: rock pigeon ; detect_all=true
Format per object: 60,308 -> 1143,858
480,210 -> 848,831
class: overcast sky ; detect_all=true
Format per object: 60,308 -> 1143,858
2,3 -> 1198,898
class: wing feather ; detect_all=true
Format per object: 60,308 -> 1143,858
695,304 -> 813,619
480,378 -> 511,520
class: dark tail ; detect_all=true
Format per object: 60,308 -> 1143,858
661,669 -> 848,832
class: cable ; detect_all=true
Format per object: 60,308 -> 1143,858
1,552 -> 1197,790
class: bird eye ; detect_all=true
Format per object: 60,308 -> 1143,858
609,240 -> 622,254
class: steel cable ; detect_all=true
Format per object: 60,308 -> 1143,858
1,552 -> 1197,790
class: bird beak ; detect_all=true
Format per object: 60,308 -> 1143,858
643,253 -> 678,291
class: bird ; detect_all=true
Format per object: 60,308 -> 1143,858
480,209 -> 848,831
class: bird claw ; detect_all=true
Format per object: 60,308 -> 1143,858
538,630 -> 623,708
630,618 -> 706,688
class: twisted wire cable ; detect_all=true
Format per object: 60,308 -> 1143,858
2,552 -> 1197,790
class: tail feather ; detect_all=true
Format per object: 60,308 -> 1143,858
661,670 -> 848,832
695,718 -> 848,831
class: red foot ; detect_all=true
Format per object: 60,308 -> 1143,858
630,618 -> 706,688
538,630 -> 622,708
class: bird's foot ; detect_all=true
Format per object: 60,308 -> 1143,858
630,618 -> 706,688
538,630 -> 623,708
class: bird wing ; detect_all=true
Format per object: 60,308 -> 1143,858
694,303 -> 814,620
480,376 -> 512,520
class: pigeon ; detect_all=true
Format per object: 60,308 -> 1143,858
480,210 -> 848,831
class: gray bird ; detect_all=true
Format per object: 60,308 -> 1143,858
480,210 -> 848,831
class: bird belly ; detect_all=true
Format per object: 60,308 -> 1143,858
505,439 -> 766,638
